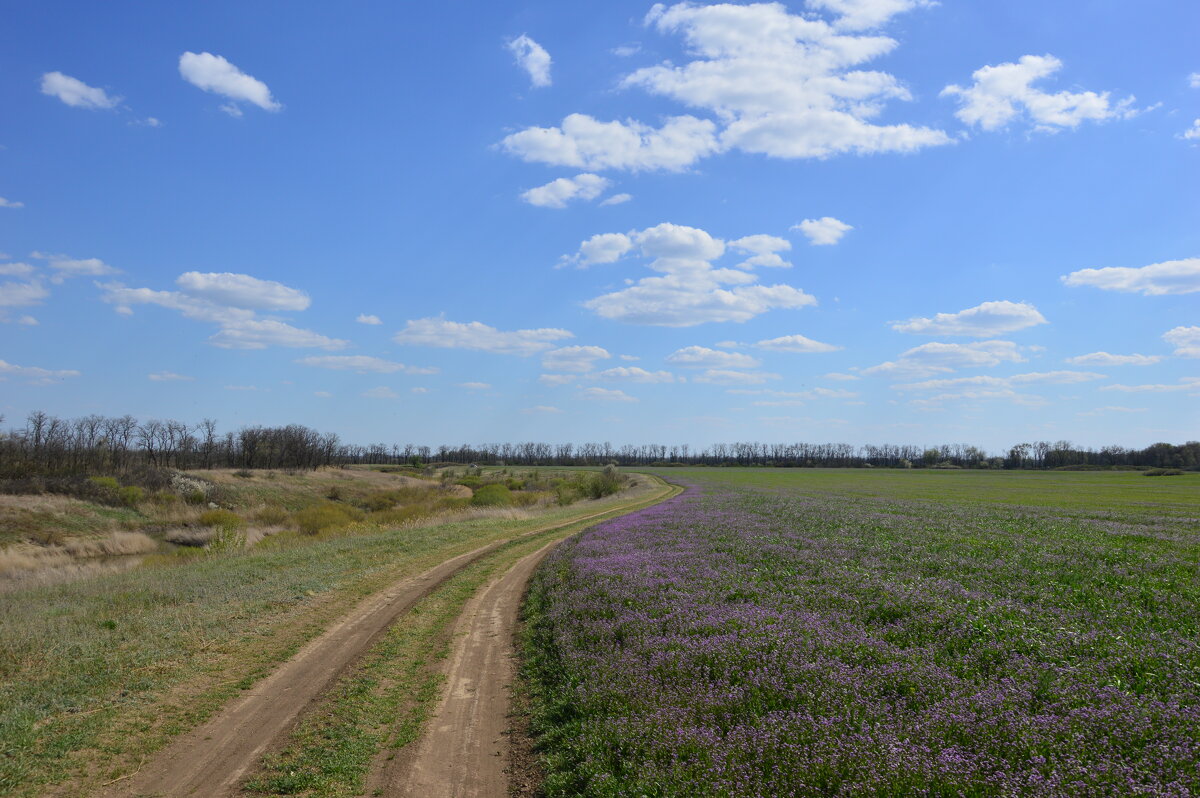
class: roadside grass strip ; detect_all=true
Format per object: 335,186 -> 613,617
522,471 -> 1200,796
0,480 -> 667,797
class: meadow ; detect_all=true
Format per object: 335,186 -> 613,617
522,468 -> 1200,796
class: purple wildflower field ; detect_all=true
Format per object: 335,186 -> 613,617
522,472 -> 1200,797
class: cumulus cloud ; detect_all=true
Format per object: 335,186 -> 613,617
824,372 -> 860,381
99,273 -> 345,350
459,382 -> 491,390
1065,352 -> 1163,367
175,272 -> 309,310
667,346 -> 760,369
502,2 -> 948,173
0,263 -> 34,277
0,279 -> 48,307
523,405 -> 564,414
521,173 -> 610,208
541,345 -> 611,372
393,316 -> 572,355
793,217 -> 853,245
806,0 -> 935,31
729,235 -> 793,268
0,359 -> 80,384
591,366 -> 677,383
694,369 -> 780,385
1164,326 -> 1200,358
539,374 -> 577,386
733,387 -> 859,404
755,334 -> 841,353
508,34 -> 552,88
577,387 -> 637,402
1182,120 -> 1200,142
357,314 -> 382,325
1100,377 -> 1200,394
40,72 -> 120,110
1061,258 -> 1200,296
942,55 -> 1137,132
179,52 -> 281,112
296,355 -> 437,375
363,386 -> 400,399
0,197 -> 24,209
568,223 -> 816,326
148,371 -> 194,381
895,371 -> 1104,392
862,340 -> 1025,378
1191,73 -> 1200,89
892,300 -> 1047,337
31,252 -> 119,282
599,193 -> 633,206
501,113 -> 721,172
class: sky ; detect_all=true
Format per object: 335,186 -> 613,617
1,0 -> 1197,452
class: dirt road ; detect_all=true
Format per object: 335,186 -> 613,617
103,479 -> 674,797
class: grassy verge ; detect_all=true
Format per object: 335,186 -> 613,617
0,476 -> 667,798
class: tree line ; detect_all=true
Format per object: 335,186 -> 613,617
1,411 -> 1197,477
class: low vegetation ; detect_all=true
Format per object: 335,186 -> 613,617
522,468 -> 1200,796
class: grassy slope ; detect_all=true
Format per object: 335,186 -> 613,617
0,475 -> 666,798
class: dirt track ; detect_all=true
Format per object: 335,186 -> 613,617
102,480 -> 673,797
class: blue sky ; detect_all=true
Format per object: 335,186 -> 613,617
1,0 -> 1197,451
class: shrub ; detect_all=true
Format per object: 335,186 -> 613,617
456,477 -> 484,490
197,508 -> 243,532
362,492 -> 399,512
326,486 -> 343,501
185,490 -> 208,505
88,476 -> 120,491
1145,468 -> 1186,477
150,490 -> 181,506
117,485 -> 144,507
233,469 -> 254,479
292,502 -> 363,535
471,484 -> 513,507
253,505 -> 290,526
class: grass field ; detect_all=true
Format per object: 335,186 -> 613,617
0,469 -> 659,797
522,468 -> 1200,796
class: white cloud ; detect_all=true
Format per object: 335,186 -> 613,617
1077,406 -> 1147,416
1009,370 -> 1105,384
756,334 -> 841,353
695,369 -> 780,385
1191,73 -> 1200,89
0,280 -> 48,307
40,72 -> 120,110
542,345 -> 611,372
357,313 -> 382,325
314,390 -> 333,398
0,197 -> 24,209
393,316 -> 572,355
501,113 -> 721,172
208,320 -> 347,350
1065,352 -> 1164,367
296,355 -> 436,375
148,371 -> 194,382
521,173 -> 610,208
31,252 -> 119,282
729,235 -> 793,268
459,382 -> 491,390
824,372 -> 860,381
16,316 -> 38,326
942,55 -> 1136,132
1061,258 -> 1200,296
613,44 -> 642,57
179,52 -> 281,112
806,0 -> 935,31
1182,120 -> 1200,142
539,374 -> 577,386
592,366 -> 677,383
176,271 -> 310,310
523,405 -> 564,414
599,193 -> 633,206
363,386 -> 400,399
667,346 -> 760,369
411,387 -> 428,394
508,34 -> 552,88
577,387 -> 637,402
793,217 -> 853,245
575,223 -> 817,326
0,359 -> 80,384
620,3 -> 951,163
1164,326 -> 1200,358
225,384 -> 265,392
862,340 -> 1025,378
1100,377 -> 1200,394
0,262 -> 34,277
893,372 -> 1104,407
735,387 -> 859,404
892,300 -> 1047,337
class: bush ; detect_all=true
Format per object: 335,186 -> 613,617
185,490 -> 208,506
471,484 -> 513,507
253,505 -> 290,526
89,476 -> 120,491
1145,468 -> 1186,477
197,509 -> 244,532
233,469 -> 254,479
117,485 -> 144,507
292,502 -> 363,535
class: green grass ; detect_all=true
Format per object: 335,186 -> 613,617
0,477 -> 666,797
